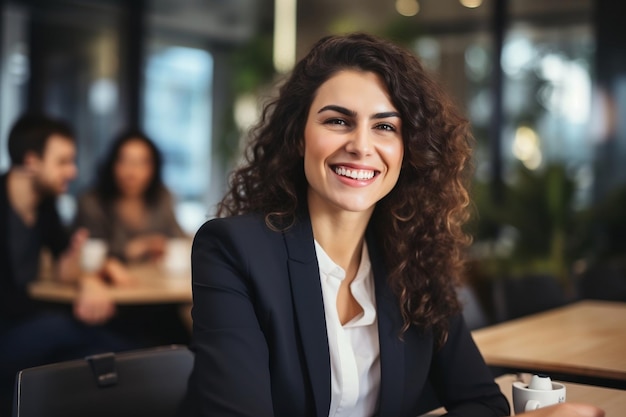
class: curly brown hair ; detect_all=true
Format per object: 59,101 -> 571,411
218,33 -> 473,346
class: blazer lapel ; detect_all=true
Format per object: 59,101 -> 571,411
283,214 -> 331,417
368,235 -> 406,417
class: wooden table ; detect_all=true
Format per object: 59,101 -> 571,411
421,373 -> 626,416
471,300 -> 626,382
29,263 -> 192,305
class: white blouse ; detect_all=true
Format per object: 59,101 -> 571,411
314,241 -> 381,417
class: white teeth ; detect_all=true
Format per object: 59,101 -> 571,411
333,167 -> 375,180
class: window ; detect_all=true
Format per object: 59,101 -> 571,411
143,42 -> 214,234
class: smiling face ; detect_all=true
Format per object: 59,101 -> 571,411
303,70 -> 404,219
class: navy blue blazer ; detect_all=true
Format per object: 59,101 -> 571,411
181,212 -> 509,417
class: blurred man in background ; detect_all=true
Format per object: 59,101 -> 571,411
0,113 -> 128,415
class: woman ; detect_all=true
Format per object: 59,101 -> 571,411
75,130 -> 186,281
181,34 -> 603,417
74,130 -> 190,345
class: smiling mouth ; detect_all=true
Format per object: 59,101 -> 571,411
332,165 -> 378,180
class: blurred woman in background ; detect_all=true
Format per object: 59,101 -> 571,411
74,129 -> 189,346
75,130 -> 185,271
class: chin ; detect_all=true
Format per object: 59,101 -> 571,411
334,200 -> 377,213
36,184 -> 60,198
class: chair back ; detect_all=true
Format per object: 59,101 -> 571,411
13,345 -> 193,417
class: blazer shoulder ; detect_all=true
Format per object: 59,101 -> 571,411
195,214 -> 281,248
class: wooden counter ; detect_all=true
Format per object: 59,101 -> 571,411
29,263 -> 192,305
472,301 -> 626,381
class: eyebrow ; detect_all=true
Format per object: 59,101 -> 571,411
318,105 -> 400,120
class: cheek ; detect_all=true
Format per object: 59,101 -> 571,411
303,133 -> 321,176
64,164 -> 77,177
141,171 -> 152,185
114,165 -> 125,179
395,148 -> 405,172
304,129 -> 335,165
44,163 -> 63,180
302,153 -> 315,186
140,167 -> 154,183
382,142 -> 404,172
303,149 -> 328,191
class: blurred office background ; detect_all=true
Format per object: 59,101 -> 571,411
1,0 -> 625,323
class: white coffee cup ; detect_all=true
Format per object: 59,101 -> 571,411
81,238 -> 108,273
163,238 -> 191,275
512,375 -> 566,414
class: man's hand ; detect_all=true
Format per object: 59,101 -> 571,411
56,228 -> 90,283
73,274 -> 116,325
102,257 -> 135,287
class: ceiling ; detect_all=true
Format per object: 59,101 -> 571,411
145,0 -> 592,51
296,0 -> 592,51
14,0 -> 592,52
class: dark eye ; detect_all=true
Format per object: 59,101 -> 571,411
375,123 -> 396,132
325,118 -> 347,126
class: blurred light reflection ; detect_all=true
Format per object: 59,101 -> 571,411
88,78 -> 118,115
396,0 -> 420,17
465,44 -> 489,81
536,55 -> 590,124
414,37 -> 440,70
513,126 -> 542,170
502,37 -> 535,78
273,0 -> 297,73
8,47 -> 29,84
460,0 -> 483,9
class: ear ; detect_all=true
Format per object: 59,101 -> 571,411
22,151 -> 41,172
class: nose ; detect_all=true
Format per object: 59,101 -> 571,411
345,125 -> 373,157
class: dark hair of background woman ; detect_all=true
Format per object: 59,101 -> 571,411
94,129 -> 165,207
218,33 -> 473,346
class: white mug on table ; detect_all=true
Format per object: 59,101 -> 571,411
80,238 -> 107,273
513,374 -> 566,414
162,238 -> 191,275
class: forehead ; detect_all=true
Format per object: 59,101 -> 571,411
42,134 -> 75,156
118,139 -> 153,158
312,70 -> 395,109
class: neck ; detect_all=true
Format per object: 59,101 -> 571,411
7,168 -> 41,223
309,205 -> 372,274
117,194 -> 145,205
